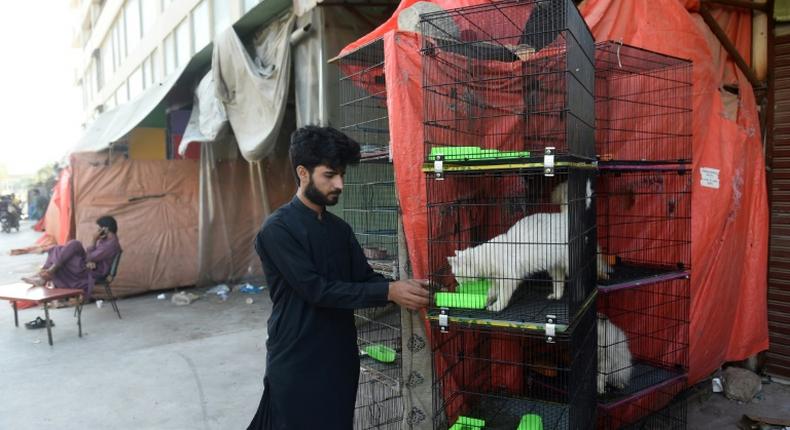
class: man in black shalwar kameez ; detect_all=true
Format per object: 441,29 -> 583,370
247,126 -> 430,430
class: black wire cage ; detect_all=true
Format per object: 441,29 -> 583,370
356,371 -> 405,430
426,168 -> 599,328
598,375 -> 687,429
596,277 -> 690,405
336,39 -> 405,429
420,0 -> 595,165
431,303 -> 598,430
595,42 -> 693,165
338,38 -> 390,160
596,168 -> 692,288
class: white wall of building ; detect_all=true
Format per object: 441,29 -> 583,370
72,0 -> 263,126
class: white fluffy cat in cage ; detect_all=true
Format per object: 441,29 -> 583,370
446,180 -> 612,312
598,313 -> 633,394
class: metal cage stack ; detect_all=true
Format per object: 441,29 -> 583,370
336,38 -> 405,430
420,1 -> 599,428
594,41 -> 693,429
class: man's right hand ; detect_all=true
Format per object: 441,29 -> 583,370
388,279 -> 430,311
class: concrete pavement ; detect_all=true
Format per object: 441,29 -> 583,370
0,222 -> 271,430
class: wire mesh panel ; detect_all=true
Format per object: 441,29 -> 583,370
595,42 -> 693,165
596,168 -> 692,288
355,372 -> 405,430
338,38 -> 389,160
420,0 -> 595,165
598,375 -> 687,429
596,277 -> 689,405
355,305 -> 403,389
427,168 -> 599,328
431,304 -> 597,430
337,39 -> 405,429
338,162 -> 400,278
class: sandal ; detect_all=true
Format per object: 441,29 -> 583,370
24,317 -> 54,329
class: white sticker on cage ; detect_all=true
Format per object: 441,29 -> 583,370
700,167 -> 720,189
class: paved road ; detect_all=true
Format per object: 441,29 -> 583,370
0,220 -> 46,284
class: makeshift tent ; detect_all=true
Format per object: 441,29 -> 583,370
341,0 -> 768,389
35,3 -> 390,297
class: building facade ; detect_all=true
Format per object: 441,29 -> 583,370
71,0 -> 261,127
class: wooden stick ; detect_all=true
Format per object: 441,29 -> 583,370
699,5 -> 764,89
701,0 -> 768,11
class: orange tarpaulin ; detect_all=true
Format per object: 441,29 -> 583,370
580,0 -> 768,384
345,0 -> 768,390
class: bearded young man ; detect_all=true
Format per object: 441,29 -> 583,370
247,126 -> 429,430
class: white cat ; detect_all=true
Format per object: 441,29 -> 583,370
598,313 -> 633,394
447,180 -> 612,311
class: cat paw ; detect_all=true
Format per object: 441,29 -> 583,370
547,293 -> 564,300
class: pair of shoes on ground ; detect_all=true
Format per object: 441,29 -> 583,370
24,316 -> 54,329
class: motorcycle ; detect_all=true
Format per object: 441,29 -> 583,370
0,201 -> 20,233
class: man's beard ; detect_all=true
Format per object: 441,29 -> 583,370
304,178 -> 340,207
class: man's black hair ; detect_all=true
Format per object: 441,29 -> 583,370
289,126 -> 361,184
97,215 -> 118,234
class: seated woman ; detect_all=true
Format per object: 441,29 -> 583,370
23,216 -> 121,301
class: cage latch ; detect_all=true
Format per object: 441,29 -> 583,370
439,308 -> 449,333
434,155 -> 445,180
544,147 -> 555,177
545,314 -> 557,343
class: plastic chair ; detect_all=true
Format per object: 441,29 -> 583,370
95,252 -> 122,319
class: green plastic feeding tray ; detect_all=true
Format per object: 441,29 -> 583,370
456,279 -> 492,295
449,415 -> 486,429
363,344 -> 396,363
435,293 -> 487,309
435,279 -> 492,310
517,414 -> 543,430
430,146 -> 531,162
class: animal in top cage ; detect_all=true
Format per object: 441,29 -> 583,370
447,180 -> 612,311
598,313 -> 633,394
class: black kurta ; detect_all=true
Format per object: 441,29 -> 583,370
247,196 -> 390,430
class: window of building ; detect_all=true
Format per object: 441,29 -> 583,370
176,18 -> 191,67
164,32 -> 177,75
92,59 -> 102,94
129,67 -> 144,100
213,0 -> 232,35
105,93 -> 116,111
101,37 -> 114,86
243,0 -> 259,13
117,12 -> 127,61
111,22 -> 121,69
125,0 -> 142,53
152,49 -> 163,83
85,67 -> 94,107
116,82 -> 129,105
192,0 -> 210,51
141,0 -> 160,36
141,58 -> 151,89
81,80 -> 88,110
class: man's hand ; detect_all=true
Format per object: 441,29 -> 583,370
86,261 -> 96,270
388,279 -> 430,311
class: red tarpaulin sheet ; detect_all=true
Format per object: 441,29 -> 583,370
343,0 -> 768,390
39,167 -> 74,246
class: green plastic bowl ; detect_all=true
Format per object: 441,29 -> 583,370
363,344 -> 396,363
456,416 -> 485,427
517,414 -> 543,430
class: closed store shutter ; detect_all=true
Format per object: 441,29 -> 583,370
768,33 -> 790,379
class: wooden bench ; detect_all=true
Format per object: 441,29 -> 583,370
0,283 -> 84,346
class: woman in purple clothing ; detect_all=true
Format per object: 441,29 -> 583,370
23,216 -> 121,301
